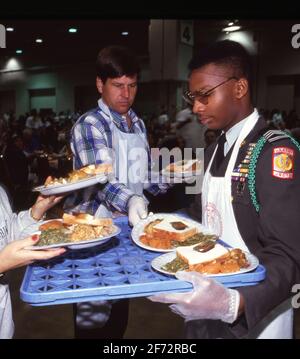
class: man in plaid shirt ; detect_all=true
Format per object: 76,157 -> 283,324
65,46 -> 169,225
67,45 -> 171,339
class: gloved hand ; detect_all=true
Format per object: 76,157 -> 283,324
128,195 -> 148,226
181,173 -> 198,184
149,271 -> 240,324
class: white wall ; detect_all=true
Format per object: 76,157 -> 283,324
0,64 -> 96,117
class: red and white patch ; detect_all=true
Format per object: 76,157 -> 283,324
272,147 -> 294,179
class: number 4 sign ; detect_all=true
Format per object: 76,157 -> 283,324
180,20 -> 194,46
0,24 -> 6,48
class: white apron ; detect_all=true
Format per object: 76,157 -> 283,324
95,102 -> 148,218
201,111 -> 293,339
76,101 -> 149,330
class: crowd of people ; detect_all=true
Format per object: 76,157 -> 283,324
0,110 -> 76,209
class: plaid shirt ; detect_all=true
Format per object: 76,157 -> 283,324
65,99 -> 169,215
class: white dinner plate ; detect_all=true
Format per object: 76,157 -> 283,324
22,219 -> 121,250
151,250 -> 259,277
131,213 -> 215,253
33,174 -> 108,195
161,159 -> 202,179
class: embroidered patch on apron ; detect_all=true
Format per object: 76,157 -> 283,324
272,147 -> 294,179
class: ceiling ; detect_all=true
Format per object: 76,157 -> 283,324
0,19 -> 298,69
0,20 -> 150,68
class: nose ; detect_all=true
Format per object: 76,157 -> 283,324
192,99 -> 206,114
121,86 -> 130,98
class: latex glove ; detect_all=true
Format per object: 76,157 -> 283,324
149,271 -> 240,324
181,173 -> 197,184
0,235 -> 66,273
128,195 -> 148,226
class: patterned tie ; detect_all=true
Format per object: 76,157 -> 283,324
214,133 -> 226,170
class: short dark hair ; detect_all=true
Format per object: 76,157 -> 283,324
189,40 -> 253,85
96,45 -> 140,83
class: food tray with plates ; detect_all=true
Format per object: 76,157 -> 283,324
20,216 -> 266,306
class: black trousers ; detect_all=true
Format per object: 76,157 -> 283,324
73,299 -> 129,339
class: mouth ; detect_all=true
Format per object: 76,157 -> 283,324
199,116 -> 212,125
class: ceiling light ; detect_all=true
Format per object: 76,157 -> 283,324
35,38 -> 43,43
222,25 -> 241,32
68,28 -> 77,33
16,49 -> 23,54
6,27 -> 14,32
121,31 -> 129,36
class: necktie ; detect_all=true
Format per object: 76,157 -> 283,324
214,133 -> 226,170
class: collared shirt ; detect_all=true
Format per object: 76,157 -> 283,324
67,99 -> 169,214
223,109 -> 258,156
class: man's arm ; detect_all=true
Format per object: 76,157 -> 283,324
71,119 -> 135,213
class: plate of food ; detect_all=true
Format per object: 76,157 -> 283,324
151,242 -> 259,277
131,213 -> 217,252
161,159 -> 202,178
33,163 -> 113,195
23,213 -> 120,250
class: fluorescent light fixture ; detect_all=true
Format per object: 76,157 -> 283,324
68,28 -> 77,33
121,31 -> 129,36
222,25 -> 241,32
6,27 -> 14,32
5,58 -> 22,71
35,38 -> 43,43
16,49 -> 23,54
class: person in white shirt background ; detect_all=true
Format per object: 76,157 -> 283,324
175,106 -> 207,152
0,185 -> 66,339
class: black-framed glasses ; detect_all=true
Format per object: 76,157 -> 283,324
183,76 -> 238,106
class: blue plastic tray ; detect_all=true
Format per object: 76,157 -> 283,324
20,216 -> 266,306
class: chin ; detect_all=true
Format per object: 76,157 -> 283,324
117,105 -> 130,114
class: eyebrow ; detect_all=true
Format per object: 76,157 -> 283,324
112,81 -> 137,85
193,87 -> 211,93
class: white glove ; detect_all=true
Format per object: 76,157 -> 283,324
182,173 -> 197,184
96,173 -> 110,184
128,195 -> 148,226
149,271 -> 240,324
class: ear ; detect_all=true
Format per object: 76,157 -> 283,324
234,78 -> 249,99
96,77 -> 104,94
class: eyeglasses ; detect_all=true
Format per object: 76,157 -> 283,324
183,76 -> 238,106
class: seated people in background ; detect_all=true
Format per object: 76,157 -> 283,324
204,128 -> 218,149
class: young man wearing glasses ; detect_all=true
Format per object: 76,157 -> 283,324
150,40 -> 300,339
